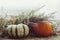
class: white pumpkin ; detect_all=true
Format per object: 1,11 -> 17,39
6,24 -> 29,37
4,16 -> 21,25
4,16 -> 13,24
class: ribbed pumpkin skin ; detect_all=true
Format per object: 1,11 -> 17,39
32,21 -> 52,36
6,24 -> 29,38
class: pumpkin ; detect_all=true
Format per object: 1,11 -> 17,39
4,16 -> 21,25
30,21 -> 52,36
6,24 -> 29,38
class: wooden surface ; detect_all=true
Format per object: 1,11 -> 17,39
0,35 -> 60,40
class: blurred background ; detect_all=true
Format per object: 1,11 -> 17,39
0,0 -> 60,30
0,0 -> 59,20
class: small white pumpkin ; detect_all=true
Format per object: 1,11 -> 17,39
4,16 -> 21,25
6,24 -> 29,37
4,16 -> 13,24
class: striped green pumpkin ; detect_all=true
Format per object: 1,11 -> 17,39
6,24 -> 29,37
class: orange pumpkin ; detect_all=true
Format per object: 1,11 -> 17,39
31,21 -> 52,36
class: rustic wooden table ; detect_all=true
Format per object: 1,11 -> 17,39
0,35 -> 60,40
